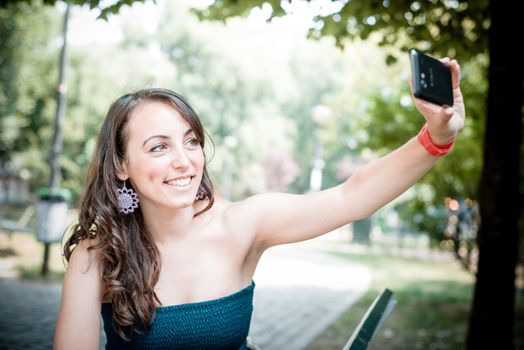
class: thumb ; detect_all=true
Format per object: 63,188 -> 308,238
440,106 -> 454,122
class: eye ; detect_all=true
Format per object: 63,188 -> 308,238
150,144 -> 168,153
185,138 -> 200,149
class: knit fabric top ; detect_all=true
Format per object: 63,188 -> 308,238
101,282 -> 255,350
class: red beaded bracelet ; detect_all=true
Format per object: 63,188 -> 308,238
417,124 -> 455,156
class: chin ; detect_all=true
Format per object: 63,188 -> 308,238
172,196 -> 197,209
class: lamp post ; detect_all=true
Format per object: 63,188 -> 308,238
309,105 -> 331,192
39,2 -> 71,277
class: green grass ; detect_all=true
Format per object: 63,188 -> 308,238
0,230 -> 65,280
308,250 -> 475,350
16,264 -> 65,282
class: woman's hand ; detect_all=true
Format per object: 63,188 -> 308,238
410,58 -> 466,145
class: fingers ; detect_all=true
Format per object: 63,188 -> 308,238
408,73 -> 414,95
451,60 -> 461,89
441,58 -> 461,89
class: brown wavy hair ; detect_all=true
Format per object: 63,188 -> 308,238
63,88 -> 215,340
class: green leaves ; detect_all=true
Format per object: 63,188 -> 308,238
0,2 -> 59,168
193,0 -> 489,60
0,0 -> 152,20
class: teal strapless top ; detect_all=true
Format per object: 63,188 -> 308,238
101,282 -> 255,350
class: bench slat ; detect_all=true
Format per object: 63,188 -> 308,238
343,288 -> 397,350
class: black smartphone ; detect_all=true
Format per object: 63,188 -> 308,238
409,49 -> 453,107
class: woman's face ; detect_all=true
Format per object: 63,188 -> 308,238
118,100 -> 205,212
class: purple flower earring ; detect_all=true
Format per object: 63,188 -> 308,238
195,189 -> 206,201
118,181 -> 139,214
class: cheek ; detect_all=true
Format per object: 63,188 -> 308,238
129,156 -> 167,182
147,164 -> 167,181
192,151 -> 206,170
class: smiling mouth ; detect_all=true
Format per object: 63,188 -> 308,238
164,176 -> 194,188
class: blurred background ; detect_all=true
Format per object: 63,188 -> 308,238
0,0 -> 522,349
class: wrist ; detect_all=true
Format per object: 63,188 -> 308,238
417,124 -> 455,156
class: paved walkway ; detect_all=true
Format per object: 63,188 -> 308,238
250,243 -> 371,349
0,240 -> 371,350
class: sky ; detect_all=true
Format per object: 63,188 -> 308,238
63,0 -> 343,47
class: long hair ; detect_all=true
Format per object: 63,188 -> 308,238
63,88 -> 215,340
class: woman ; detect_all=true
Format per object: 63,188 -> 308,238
54,58 -> 465,349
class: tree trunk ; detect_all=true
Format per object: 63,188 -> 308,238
466,0 -> 523,348
49,2 -> 70,189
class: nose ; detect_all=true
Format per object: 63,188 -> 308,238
171,148 -> 191,169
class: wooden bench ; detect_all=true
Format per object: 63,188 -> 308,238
0,205 -> 35,234
343,288 -> 397,350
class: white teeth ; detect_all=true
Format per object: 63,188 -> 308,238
166,177 -> 191,187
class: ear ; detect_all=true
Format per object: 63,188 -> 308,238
116,160 -> 129,182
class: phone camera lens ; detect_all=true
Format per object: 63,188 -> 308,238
421,73 -> 425,79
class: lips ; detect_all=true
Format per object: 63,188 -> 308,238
164,176 -> 193,188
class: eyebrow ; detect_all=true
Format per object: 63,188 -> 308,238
142,128 -> 194,147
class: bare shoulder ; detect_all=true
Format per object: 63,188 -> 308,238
66,237 -> 102,278
220,195 -> 258,228
208,196 -> 258,245
221,194 -> 278,247
60,236 -> 103,318
55,236 -> 103,349
222,192 -> 290,224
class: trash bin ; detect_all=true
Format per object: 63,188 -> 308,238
35,187 -> 72,243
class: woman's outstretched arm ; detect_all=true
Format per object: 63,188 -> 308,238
231,58 -> 465,250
